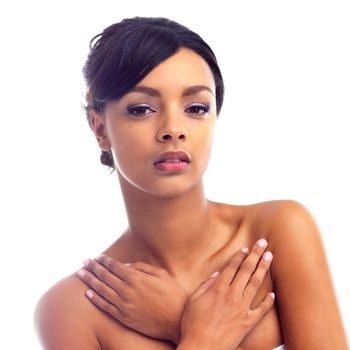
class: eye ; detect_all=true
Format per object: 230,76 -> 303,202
127,104 -> 155,117
186,103 -> 210,116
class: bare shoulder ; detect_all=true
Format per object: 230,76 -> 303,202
242,200 -> 348,348
34,273 -> 102,350
247,199 -> 324,265
35,273 -> 175,350
214,198 -> 318,246
238,199 -> 319,245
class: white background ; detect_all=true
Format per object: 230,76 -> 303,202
0,0 -> 349,348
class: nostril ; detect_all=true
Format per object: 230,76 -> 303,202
163,134 -> 172,140
179,134 -> 185,140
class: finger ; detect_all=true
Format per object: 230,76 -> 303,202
190,272 -> 220,299
230,238 -> 268,294
77,268 -> 123,306
243,251 -> 273,303
84,259 -> 124,292
85,288 -> 126,321
96,254 -> 131,282
213,248 -> 249,287
129,261 -> 166,277
250,292 -> 275,326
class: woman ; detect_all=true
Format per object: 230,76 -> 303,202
35,16 -> 348,349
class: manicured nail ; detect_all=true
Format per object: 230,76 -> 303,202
257,238 -> 267,248
86,290 -> 94,299
77,269 -> 86,278
263,251 -> 273,262
241,247 -> 249,254
210,271 -> 220,278
269,292 -> 275,299
83,259 -> 90,267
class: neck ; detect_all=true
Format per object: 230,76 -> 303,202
117,171 -> 217,277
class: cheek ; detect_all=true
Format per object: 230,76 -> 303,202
109,126 -> 150,171
192,121 -> 216,165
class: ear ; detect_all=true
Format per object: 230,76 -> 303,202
89,109 -> 111,151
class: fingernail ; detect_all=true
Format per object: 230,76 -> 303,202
241,247 -> 249,254
257,238 -> 267,248
96,254 -> 105,262
210,271 -> 219,278
125,263 -> 131,266
86,290 -> 94,299
263,251 -> 273,262
83,259 -> 90,267
77,269 -> 86,278
269,292 -> 275,300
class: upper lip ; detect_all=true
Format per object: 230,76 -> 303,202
153,151 -> 191,164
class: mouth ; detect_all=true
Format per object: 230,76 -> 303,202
153,151 -> 191,165
153,151 -> 191,173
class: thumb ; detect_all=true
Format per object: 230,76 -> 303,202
190,271 -> 220,299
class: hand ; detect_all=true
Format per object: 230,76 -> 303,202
178,239 -> 275,350
77,255 -> 187,344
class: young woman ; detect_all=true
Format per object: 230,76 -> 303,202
35,16 -> 348,350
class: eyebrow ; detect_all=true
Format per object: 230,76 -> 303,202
127,85 -> 214,97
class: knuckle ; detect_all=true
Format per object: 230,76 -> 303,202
124,315 -> 135,326
93,283 -> 104,295
120,285 -> 133,302
104,302 -> 115,315
248,276 -> 262,289
116,285 -> 126,299
240,260 -> 256,274
96,269 -> 109,281
127,270 -> 140,285
228,255 -> 243,269
107,304 -> 122,320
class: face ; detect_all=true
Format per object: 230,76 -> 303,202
91,47 -> 217,197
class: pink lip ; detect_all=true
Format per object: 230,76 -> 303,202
153,151 -> 191,165
154,161 -> 188,173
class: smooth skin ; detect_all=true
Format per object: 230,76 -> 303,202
35,47 -> 348,349
79,239 -> 276,349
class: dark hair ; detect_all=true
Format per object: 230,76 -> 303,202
83,16 -> 225,171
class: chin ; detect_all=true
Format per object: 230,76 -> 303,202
117,164 -> 206,198
142,179 -> 201,198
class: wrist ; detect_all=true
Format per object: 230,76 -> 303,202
168,296 -> 187,345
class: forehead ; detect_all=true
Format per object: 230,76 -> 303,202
134,47 -> 216,94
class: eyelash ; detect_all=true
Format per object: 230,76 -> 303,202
126,103 -> 210,117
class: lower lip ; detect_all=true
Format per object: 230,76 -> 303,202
154,161 -> 189,173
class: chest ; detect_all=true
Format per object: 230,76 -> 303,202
96,273 -> 283,350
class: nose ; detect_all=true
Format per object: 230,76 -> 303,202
156,113 -> 188,142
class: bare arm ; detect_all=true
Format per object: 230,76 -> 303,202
78,240 -> 275,349
269,200 -> 348,349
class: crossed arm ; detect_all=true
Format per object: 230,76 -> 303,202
78,239 -> 275,348
36,238 -> 275,350
78,201 -> 348,349
35,201 -> 349,349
